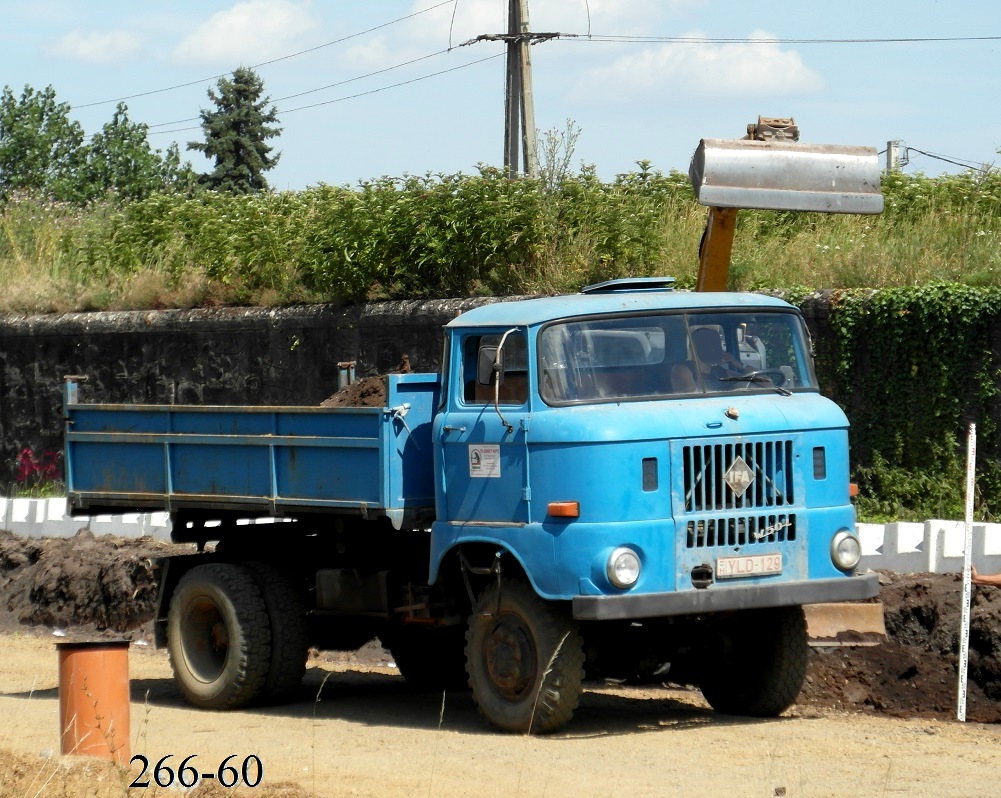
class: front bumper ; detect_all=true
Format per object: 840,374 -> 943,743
572,573 -> 880,621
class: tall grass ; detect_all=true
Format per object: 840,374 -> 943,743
0,166 -> 998,313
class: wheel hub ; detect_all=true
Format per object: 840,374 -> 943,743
485,615 -> 538,699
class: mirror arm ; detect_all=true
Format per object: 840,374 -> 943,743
493,328 -> 518,434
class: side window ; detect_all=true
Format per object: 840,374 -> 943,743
462,332 -> 529,405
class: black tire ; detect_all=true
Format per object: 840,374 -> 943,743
698,605 -> 807,717
245,562 -> 310,704
465,579 -> 584,734
167,563 -> 272,710
383,625 -> 469,691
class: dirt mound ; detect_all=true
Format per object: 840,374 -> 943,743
319,356 -> 411,408
0,529 -> 189,637
799,570 -> 1001,722
2,529 -> 1001,721
320,375 -> 388,408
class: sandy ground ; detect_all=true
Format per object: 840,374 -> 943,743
1,631 -> 1000,798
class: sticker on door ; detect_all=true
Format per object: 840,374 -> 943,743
469,444 -> 501,478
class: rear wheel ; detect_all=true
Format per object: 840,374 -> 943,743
167,563 -> 271,709
698,605 -> 807,716
245,562 -> 310,704
465,579 -> 584,734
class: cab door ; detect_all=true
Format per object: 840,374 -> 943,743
438,329 -> 531,524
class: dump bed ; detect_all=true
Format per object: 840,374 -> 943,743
63,373 -> 439,529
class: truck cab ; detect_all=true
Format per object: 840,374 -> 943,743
431,278 -> 876,730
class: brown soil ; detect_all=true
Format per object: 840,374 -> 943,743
0,530 -> 188,639
319,375 -> 388,408
319,356 -> 410,408
800,572 -> 1001,723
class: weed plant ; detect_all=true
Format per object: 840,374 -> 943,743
4,165 -> 996,313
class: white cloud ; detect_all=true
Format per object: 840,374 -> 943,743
576,29 -> 823,102
45,30 -> 144,64
531,0 -> 703,34
173,0 -> 317,66
342,0 -> 501,66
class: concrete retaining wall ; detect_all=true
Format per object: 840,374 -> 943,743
9,498 -> 1001,576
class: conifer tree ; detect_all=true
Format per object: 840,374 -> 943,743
188,67 -> 281,193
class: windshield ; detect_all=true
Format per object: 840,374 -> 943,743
538,310 -> 817,404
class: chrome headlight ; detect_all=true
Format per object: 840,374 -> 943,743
830,529 -> 862,571
607,547 -> 641,588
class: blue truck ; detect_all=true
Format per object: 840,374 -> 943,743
63,277 -> 879,733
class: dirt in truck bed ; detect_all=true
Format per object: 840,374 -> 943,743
319,356 -> 412,408
2,529 -> 1001,722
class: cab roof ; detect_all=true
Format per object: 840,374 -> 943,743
447,288 -> 795,329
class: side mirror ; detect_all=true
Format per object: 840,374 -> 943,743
477,345 -> 503,386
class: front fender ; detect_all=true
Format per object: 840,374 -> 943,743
429,520 -> 560,597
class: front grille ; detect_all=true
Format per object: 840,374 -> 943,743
685,513 -> 797,549
682,439 -> 794,512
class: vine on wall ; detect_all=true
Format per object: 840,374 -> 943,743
827,285 -> 1001,521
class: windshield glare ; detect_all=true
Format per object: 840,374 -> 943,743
539,311 -> 817,404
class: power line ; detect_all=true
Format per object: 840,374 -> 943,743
74,0 -> 455,109
561,33 -> 1001,45
148,47 -> 456,130
905,147 -> 993,172
280,53 -> 501,114
148,52 -> 503,137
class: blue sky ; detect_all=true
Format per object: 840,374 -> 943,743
2,1 -> 998,190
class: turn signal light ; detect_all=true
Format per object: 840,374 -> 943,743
547,501 -> 580,518
849,483 -> 859,498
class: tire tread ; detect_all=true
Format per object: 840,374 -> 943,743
167,563 -> 271,710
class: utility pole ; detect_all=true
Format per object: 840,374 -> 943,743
885,140 -> 908,173
468,0 -> 556,177
504,0 -> 539,178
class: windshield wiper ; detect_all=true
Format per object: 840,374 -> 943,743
718,373 -> 792,396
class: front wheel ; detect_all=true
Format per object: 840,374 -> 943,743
465,579 -> 584,734
698,605 -> 807,717
167,563 -> 272,709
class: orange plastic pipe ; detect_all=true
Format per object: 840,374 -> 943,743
57,641 -> 130,762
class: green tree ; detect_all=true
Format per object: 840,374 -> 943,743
84,103 -> 195,201
0,84 -> 86,201
188,67 -> 282,193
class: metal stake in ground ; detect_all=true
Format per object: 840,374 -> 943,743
957,422 -> 976,722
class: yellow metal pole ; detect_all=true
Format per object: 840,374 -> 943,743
695,207 -> 738,292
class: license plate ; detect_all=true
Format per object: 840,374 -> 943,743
715,553 -> 782,579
